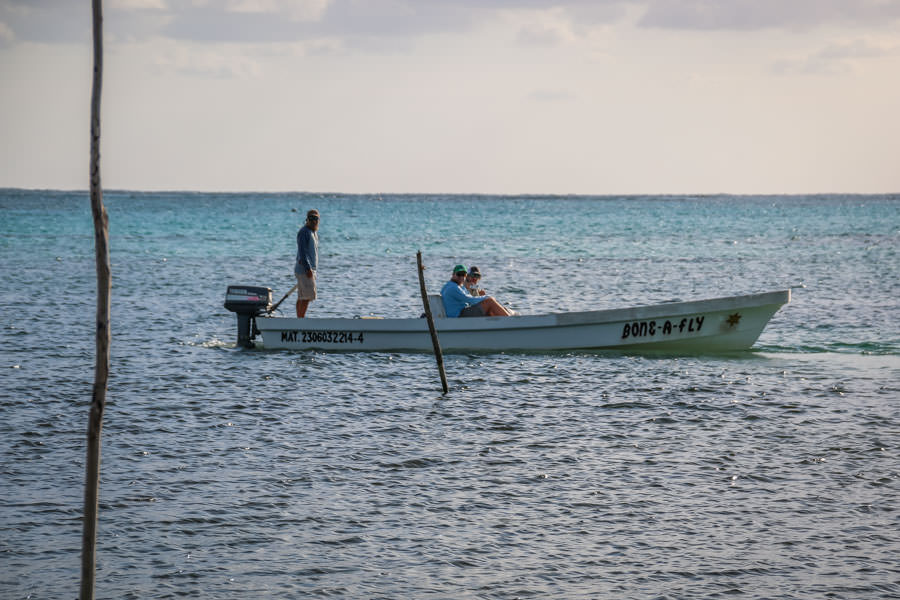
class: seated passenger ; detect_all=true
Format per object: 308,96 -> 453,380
440,264 -> 514,318
465,266 -> 485,296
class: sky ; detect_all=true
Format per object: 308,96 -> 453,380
1,0 -> 899,194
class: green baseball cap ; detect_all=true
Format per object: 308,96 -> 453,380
453,264 -> 467,274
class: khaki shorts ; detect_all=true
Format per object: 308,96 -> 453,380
296,270 -> 317,300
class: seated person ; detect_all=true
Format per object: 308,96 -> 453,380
465,266 -> 485,296
441,264 -> 514,318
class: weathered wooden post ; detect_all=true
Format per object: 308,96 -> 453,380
416,251 -> 449,394
81,0 -> 110,598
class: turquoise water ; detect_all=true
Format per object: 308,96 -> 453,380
1,190 -> 898,598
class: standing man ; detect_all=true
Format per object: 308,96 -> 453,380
295,209 -> 319,317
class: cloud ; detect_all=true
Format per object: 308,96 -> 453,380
310,1 -> 476,39
149,0 -> 479,44
771,37 -> 900,75
817,37 -> 900,60
639,0 -> 900,31
516,23 -> 567,46
5,0 -> 900,48
514,11 -> 576,47
0,0 -> 90,44
0,20 -> 14,45
0,0 -> 619,46
224,0 -> 331,22
149,40 -> 262,78
110,0 -> 168,9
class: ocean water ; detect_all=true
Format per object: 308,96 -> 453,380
1,189 -> 898,599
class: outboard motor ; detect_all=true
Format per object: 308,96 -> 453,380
224,285 -> 272,348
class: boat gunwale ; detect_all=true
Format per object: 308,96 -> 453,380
255,289 -> 791,333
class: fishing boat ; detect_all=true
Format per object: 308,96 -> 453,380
224,286 -> 790,353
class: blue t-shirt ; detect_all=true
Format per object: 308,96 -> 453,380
440,280 -> 485,318
295,225 -> 318,275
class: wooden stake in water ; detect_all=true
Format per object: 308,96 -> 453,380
82,1 -> 110,598
416,251 -> 449,394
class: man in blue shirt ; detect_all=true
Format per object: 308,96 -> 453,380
440,264 -> 514,318
294,209 -> 319,317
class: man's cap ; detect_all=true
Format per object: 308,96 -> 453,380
453,264 -> 467,274
468,266 -> 480,276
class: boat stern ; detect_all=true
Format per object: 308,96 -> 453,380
224,285 -> 272,348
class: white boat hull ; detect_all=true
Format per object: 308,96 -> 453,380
252,290 -> 790,353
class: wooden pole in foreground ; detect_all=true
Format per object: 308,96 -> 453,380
82,0 -> 110,598
416,251 -> 449,394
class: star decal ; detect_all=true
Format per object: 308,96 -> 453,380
726,313 -> 742,327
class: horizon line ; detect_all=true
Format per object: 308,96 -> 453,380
3,187 -> 899,198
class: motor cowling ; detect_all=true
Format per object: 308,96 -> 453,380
224,285 -> 272,348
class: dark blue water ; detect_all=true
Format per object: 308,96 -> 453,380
1,190 -> 898,598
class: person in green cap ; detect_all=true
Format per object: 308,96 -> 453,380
440,264 -> 514,318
